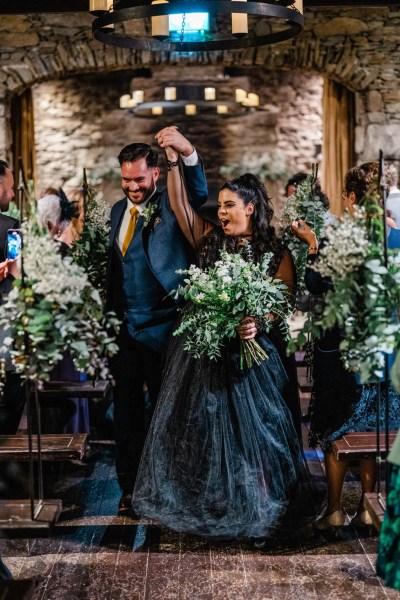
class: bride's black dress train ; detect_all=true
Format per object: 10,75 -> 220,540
132,231 -> 316,539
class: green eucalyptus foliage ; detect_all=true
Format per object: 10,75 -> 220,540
289,192 -> 400,384
71,184 -> 111,304
280,170 -> 326,301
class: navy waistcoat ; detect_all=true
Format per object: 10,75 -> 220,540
117,217 -> 176,352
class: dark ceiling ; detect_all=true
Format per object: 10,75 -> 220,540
0,1 -> 399,14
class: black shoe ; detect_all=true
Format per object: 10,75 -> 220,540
118,493 -> 132,514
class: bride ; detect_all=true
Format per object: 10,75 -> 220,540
132,128 -> 315,539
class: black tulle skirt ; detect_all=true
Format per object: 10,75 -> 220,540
132,333 -> 316,539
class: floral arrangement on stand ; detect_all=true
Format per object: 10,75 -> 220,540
0,206 -> 119,387
72,183 -> 111,303
280,168 -> 326,300
290,199 -> 400,384
173,246 -> 292,369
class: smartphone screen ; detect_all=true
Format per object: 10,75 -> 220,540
7,229 -> 22,260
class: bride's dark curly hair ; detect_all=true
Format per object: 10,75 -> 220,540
220,173 -> 279,250
199,174 -> 284,270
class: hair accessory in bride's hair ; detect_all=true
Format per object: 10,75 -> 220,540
59,188 -> 79,222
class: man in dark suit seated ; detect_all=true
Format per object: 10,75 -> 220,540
106,129 -> 208,513
0,159 -> 24,436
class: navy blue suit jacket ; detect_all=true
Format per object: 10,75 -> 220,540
106,160 -> 208,321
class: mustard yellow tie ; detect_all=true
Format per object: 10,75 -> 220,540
122,206 -> 138,256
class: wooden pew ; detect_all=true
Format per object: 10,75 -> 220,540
0,380 -> 111,529
0,380 -> 111,461
332,431 -> 397,461
364,492 -> 386,532
0,499 -> 62,530
0,433 -> 88,461
33,379 -> 111,399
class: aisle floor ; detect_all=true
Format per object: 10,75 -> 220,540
1,436 -> 399,599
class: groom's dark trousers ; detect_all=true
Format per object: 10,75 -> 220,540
106,161 -> 207,494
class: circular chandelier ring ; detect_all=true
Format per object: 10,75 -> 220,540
130,100 -> 249,118
92,1 -> 304,53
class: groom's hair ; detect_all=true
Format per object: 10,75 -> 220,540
118,143 -> 158,168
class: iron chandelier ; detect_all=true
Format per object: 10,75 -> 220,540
90,1 -> 304,53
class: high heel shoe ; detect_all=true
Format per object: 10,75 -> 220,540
351,510 -> 374,529
314,510 -> 345,531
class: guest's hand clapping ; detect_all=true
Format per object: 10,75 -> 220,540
237,317 -> 257,340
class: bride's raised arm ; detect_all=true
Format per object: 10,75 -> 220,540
155,126 -> 213,249
166,154 -> 213,249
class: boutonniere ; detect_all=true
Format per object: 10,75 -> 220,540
141,202 -> 159,228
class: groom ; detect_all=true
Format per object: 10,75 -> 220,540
106,128 -> 208,513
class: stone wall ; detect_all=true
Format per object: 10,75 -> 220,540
32,67 -> 323,209
0,6 -> 400,207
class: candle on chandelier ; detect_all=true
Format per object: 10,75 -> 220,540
185,104 -> 197,116
232,0 -> 248,38
151,0 -> 169,40
165,87 -> 177,101
204,87 -> 216,101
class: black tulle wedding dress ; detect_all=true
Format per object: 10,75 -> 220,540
132,230 -> 316,539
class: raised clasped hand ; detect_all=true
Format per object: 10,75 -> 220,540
155,126 -> 194,158
237,316 -> 257,341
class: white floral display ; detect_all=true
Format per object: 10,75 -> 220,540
72,186 -> 111,303
293,202 -> 400,383
0,210 -> 119,385
312,208 -> 371,280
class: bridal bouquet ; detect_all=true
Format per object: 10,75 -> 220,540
173,246 -> 292,369
297,203 -> 400,383
280,170 -> 326,299
72,183 -> 111,303
0,208 -> 119,386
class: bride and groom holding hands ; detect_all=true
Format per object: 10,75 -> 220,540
106,126 -> 311,540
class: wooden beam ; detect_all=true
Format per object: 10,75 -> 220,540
0,1 -> 399,14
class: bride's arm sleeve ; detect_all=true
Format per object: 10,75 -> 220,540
167,163 -> 214,250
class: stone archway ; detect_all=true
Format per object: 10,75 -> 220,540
1,6 -> 400,200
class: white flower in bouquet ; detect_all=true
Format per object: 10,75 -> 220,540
173,246 -> 292,369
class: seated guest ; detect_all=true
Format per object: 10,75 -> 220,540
36,188 -> 90,435
0,159 -> 24,436
292,162 -> 400,531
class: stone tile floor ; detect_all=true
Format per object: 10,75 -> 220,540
1,438 -> 399,600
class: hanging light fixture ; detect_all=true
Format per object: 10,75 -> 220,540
91,1 -> 304,53
118,82 -> 258,118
